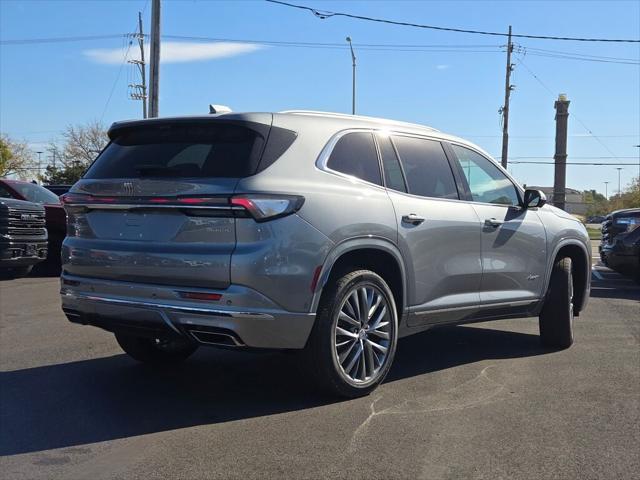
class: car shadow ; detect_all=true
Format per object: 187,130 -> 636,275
0,325 -> 549,456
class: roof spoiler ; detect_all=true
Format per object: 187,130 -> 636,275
209,104 -> 233,114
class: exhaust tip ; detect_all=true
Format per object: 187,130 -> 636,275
188,329 -> 244,347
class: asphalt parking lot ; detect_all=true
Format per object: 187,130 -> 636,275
1,258 -> 638,479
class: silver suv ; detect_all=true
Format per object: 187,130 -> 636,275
60,111 -> 590,397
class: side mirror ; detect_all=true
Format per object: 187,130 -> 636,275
523,189 -> 547,209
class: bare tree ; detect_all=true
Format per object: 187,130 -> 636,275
0,133 -> 36,179
43,121 -> 109,184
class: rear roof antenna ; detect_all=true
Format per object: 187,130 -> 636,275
209,104 -> 232,114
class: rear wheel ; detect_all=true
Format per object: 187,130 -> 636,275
539,257 -> 574,349
304,269 -> 398,398
115,333 -> 198,364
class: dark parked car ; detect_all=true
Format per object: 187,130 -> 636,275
0,198 -> 48,278
0,179 -> 66,269
600,208 -> 640,281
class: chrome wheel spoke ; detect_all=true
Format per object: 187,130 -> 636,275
339,311 -> 360,328
336,326 -> 357,339
358,288 -> 369,324
368,294 -> 382,319
369,306 -> 387,330
344,341 -> 363,374
366,338 -> 388,354
338,339 -> 358,363
368,329 -> 390,340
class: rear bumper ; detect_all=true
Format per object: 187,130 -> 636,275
60,274 -> 316,349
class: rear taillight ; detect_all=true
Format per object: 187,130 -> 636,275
231,195 -> 304,222
60,192 -> 304,221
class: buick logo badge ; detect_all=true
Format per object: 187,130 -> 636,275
123,182 -> 135,196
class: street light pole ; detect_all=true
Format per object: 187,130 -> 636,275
634,144 -> 640,181
346,36 -> 356,115
603,181 -> 609,200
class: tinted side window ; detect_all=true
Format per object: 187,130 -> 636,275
327,132 -> 382,186
391,136 -> 458,199
377,134 -> 407,193
451,144 -> 520,206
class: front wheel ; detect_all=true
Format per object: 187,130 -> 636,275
539,257 -> 574,349
115,333 -> 198,365
303,269 -> 398,398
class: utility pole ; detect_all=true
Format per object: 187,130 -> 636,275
500,25 -> 514,169
148,0 -> 161,118
603,181 -> 609,200
553,93 -> 570,211
129,12 -> 147,118
346,37 -> 356,115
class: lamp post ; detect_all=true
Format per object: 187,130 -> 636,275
616,167 -> 623,197
603,181 -> 609,200
346,36 -> 356,115
634,144 -> 640,181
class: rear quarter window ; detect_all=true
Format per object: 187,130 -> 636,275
326,132 -> 382,186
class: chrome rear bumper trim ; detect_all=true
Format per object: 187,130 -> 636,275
61,290 -> 274,320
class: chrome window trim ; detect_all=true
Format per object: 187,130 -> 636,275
316,127 -> 456,194
315,128 -> 387,191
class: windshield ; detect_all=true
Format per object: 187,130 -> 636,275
10,182 -> 60,204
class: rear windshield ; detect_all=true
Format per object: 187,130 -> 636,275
84,123 -> 266,179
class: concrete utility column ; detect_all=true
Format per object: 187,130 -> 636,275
553,93 -> 570,211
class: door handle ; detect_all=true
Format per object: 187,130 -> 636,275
402,214 -> 426,225
484,218 -> 504,228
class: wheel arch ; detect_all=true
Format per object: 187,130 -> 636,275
310,238 -> 408,320
544,240 -> 591,315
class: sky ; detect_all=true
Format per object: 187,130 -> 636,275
1,0 -> 639,195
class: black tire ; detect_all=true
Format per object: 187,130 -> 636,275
539,257 -> 574,349
303,269 -> 398,398
0,265 -> 33,280
115,333 -> 198,365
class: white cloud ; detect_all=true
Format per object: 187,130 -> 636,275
435,64 -> 450,70
84,41 -> 264,65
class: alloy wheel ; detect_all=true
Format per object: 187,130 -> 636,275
332,284 -> 394,385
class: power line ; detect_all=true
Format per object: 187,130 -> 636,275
0,34 -> 127,45
265,0 -> 640,43
509,161 -> 639,165
514,55 -> 626,161
99,38 -> 133,124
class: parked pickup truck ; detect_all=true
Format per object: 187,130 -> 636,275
0,198 -> 48,278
